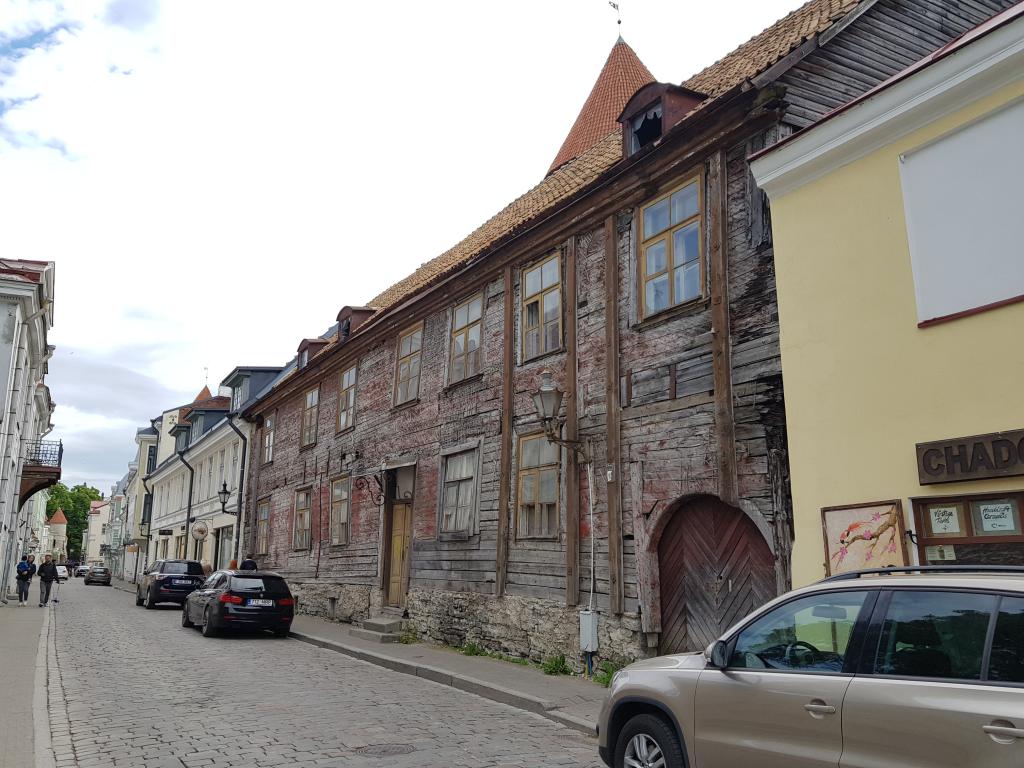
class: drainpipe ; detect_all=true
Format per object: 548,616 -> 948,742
176,452 -> 195,560
139,475 -> 153,581
226,414 -> 247,564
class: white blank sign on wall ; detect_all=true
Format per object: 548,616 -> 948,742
899,98 -> 1024,324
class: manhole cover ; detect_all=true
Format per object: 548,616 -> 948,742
354,744 -> 416,757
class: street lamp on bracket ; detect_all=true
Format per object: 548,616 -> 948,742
217,481 -> 233,516
531,370 -> 589,460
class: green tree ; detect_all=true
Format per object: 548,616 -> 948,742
47,482 -> 102,560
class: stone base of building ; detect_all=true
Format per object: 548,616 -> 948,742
406,587 -> 648,666
290,581 -> 379,623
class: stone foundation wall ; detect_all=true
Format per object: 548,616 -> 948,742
406,587 -> 648,666
290,581 -> 379,623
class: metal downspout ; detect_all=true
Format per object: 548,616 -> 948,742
176,452 -> 195,560
226,415 -> 247,564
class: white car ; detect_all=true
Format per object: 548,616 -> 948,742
55,565 -> 69,581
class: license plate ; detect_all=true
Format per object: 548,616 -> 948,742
172,579 -> 191,585
246,599 -> 273,607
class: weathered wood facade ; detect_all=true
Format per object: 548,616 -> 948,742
240,0 -> 1016,663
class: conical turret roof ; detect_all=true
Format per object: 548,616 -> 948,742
48,508 -> 67,525
547,38 -> 655,175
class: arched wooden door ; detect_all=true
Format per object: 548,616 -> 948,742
658,496 -> 776,654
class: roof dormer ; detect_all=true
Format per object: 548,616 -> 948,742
297,338 -> 329,369
618,82 -> 706,158
335,306 -> 376,343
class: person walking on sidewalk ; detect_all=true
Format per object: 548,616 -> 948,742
239,554 -> 258,570
15,554 -> 36,605
37,554 -> 59,607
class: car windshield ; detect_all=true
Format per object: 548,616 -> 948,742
230,577 -> 289,596
161,562 -> 204,575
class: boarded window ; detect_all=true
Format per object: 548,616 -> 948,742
330,477 -> 350,546
441,450 -> 476,534
395,325 -> 423,405
522,255 -> 561,360
517,435 -> 559,538
293,490 -> 311,550
450,295 -> 483,384
337,365 -> 357,431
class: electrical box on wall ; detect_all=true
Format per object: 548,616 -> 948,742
579,609 -> 599,653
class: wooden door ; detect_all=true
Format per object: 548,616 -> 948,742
658,497 -> 776,654
386,502 -> 412,607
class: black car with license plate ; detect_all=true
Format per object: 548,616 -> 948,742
136,559 -> 205,608
182,570 -> 294,638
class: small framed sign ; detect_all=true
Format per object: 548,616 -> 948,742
970,499 -> 1021,536
925,502 -> 966,537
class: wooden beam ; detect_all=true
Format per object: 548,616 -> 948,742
495,264 -> 514,596
604,216 -> 624,615
708,150 -> 739,507
564,237 -> 580,607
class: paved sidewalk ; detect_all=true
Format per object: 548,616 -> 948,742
0,600 -> 46,768
112,575 -> 606,734
290,614 -> 606,734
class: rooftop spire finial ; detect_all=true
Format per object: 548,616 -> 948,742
608,1 -> 622,40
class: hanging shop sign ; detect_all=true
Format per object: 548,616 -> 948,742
191,520 -> 210,541
916,428 -> 1024,484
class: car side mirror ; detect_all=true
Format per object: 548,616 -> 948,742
706,640 -> 730,669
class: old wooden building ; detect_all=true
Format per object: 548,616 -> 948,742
240,0 -> 1016,662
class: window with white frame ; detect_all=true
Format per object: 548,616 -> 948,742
450,295 -> 482,383
301,388 -> 319,447
256,499 -> 270,554
231,444 -> 238,489
293,489 -> 311,550
517,434 -> 559,538
206,459 -> 213,499
330,477 -> 350,545
263,414 -> 275,463
337,365 -> 357,431
218,449 -> 225,490
441,450 -> 477,534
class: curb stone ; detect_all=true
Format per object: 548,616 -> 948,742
289,630 -> 597,736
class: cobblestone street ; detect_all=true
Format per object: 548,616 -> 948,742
44,579 -> 601,768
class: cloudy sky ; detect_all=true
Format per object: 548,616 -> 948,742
1,0 -> 798,491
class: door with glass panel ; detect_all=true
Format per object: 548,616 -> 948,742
841,590 -> 1024,768
694,589 -> 872,767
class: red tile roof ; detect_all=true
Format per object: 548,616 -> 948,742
48,508 -> 67,525
548,38 -> 655,174
192,386 -> 212,402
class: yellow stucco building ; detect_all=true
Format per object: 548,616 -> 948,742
752,6 -> 1024,586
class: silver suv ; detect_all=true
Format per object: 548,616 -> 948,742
597,566 -> 1024,768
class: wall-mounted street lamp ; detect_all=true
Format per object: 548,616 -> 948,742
531,370 -> 589,459
217,481 -> 233,516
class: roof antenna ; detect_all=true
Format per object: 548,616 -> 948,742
203,366 -> 209,386
608,1 -> 623,41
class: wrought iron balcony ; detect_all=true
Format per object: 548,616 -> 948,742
25,439 -> 63,468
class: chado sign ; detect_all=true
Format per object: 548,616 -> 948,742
917,429 -> 1024,484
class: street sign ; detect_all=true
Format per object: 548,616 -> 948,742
158,529 -> 173,536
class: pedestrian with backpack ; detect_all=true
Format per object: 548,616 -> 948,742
15,554 -> 35,605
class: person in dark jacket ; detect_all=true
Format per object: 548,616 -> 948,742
16,554 -> 36,605
37,555 -> 59,606
239,554 -> 258,570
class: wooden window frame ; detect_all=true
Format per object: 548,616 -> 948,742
293,488 -> 312,550
521,253 -> 562,362
329,476 -> 350,546
337,364 -> 357,433
638,172 -> 705,320
255,498 -> 270,555
449,294 -> 484,385
300,387 -> 319,448
515,433 -> 561,540
438,446 -> 480,539
263,413 -> 275,464
394,323 -> 424,406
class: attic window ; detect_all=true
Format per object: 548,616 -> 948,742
340,319 -> 351,342
630,103 -> 662,155
299,349 -> 309,369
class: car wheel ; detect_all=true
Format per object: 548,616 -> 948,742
144,588 -> 156,610
273,627 -> 289,638
200,608 -> 218,637
135,589 -> 144,607
181,604 -> 194,628
614,713 -> 685,768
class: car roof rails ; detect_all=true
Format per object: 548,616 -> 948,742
822,565 -> 1024,582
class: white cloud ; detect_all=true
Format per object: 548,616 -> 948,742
1,0 -> 801,486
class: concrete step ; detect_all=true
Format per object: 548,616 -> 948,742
349,626 -> 402,643
362,616 -> 405,634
